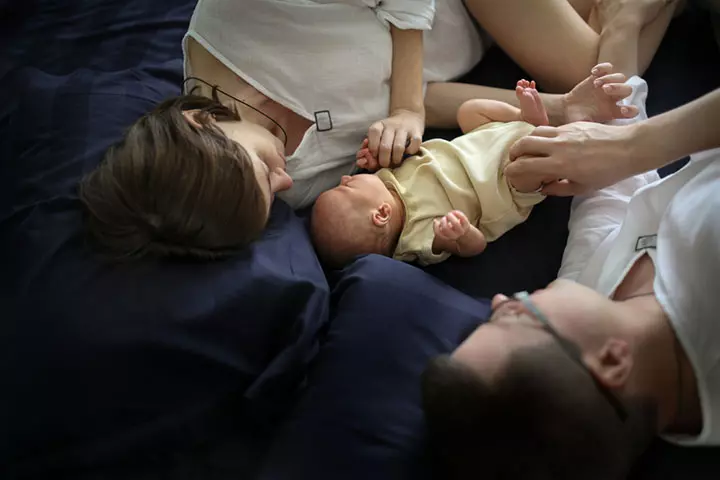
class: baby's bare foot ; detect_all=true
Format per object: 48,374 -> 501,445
516,80 -> 549,126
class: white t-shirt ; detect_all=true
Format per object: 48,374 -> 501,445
559,78 -> 720,446
183,0 -> 484,208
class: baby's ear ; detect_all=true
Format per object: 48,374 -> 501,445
372,202 -> 392,227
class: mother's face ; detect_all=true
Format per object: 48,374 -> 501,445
217,120 -> 293,207
184,109 -> 293,211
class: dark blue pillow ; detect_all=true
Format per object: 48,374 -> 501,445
0,0 -> 329,476
258,255 -> 488,480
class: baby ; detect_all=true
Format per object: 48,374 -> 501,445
310,65 -> 634,268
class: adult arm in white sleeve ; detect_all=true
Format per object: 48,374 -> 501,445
373,0 -> 435,30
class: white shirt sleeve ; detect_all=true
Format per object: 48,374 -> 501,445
558,76 -> 659,281
372,0 -> 436,30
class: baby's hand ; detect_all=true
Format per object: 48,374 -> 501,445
356,138 -> 381,171
433,210 -> 471,241
367,109 -> 424,168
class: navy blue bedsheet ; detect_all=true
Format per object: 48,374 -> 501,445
2,1 -> 330,477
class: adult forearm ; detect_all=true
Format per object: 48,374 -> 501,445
597,19 -> 641,77
629,88 -> 720,174
390,26 -> 424,115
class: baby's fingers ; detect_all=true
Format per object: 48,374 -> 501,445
446,214 -> 466,235
434,219 -> 449,238
450,210 -> 468,226
446,212 -> 460,230
356,148 -> 379,170
356,146 -> 369,160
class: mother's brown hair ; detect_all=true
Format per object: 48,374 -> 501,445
79,95 -> 267,260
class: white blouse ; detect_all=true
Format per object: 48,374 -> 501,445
184,0 -> 484,208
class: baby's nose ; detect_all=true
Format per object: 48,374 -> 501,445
341,175 -> 352,185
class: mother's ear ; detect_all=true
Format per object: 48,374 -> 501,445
182,109 -> 207,129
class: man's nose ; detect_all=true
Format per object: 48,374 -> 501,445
491,294 -> 509,310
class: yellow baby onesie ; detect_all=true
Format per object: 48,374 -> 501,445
375,121 -> 545,265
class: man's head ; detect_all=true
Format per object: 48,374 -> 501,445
421,280 -> 659,480
79,95 -> 293,259
310,174 -> 402,267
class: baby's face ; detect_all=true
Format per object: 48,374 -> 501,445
322,174 -> 392,214
313,174 -> 397,264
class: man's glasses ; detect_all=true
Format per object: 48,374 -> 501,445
490,291 -> 628,422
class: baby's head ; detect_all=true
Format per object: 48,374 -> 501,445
79,95 -> 292,260
311,174 -> 404,267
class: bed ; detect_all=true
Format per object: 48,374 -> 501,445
2,1 -> 719,478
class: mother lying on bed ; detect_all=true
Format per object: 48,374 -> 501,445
78,0 -> 678,260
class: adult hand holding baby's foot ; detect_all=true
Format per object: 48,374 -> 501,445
433,210 -> 471,241
563,62 -> 639,124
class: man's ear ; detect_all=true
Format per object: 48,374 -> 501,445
372,202 -> 392,227
586,338 -> 633,389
